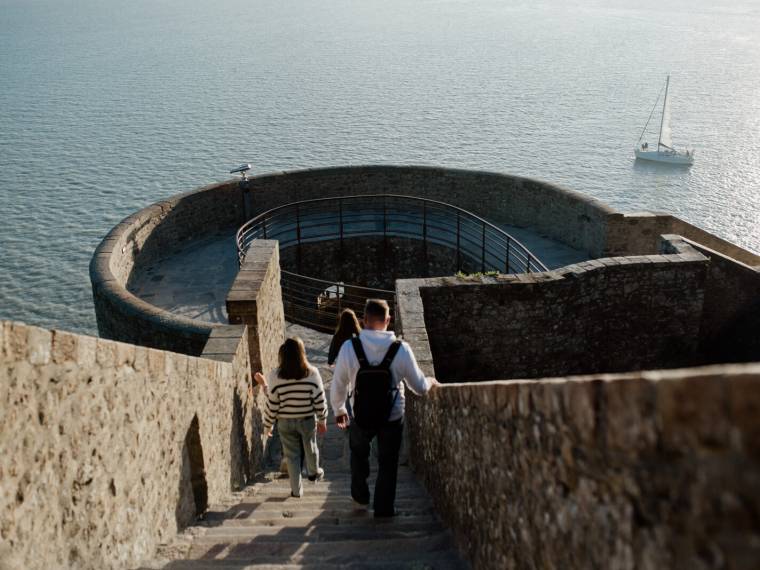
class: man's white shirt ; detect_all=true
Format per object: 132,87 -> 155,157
330,329 -> 433,422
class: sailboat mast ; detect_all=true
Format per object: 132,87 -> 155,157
657,75 -> 670,150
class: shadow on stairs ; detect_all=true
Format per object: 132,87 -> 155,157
138,324 -> 468,570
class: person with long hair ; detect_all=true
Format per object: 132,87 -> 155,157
257,337 -> 328,497
328,309 -> 362,366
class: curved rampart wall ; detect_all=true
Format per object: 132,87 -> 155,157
92,166 -> 615,354
90,180 -> 246,355
91,165 -> 759,358
246,166 -> 615,257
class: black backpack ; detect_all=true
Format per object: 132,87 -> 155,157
351,338 -> 402,429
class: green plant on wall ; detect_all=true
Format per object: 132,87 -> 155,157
456,270 -> 500,278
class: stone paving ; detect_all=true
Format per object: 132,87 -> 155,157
139,324 -> 468,570
128,226 -> 588,326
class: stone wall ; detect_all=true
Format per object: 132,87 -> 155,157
404,365 -> 760,570
684,240 -> 760,363
605,212 -> 760,266
408,241 -> 708,382
0,320 -> 266,570
92,166 -> 759,360
279,236 -> 475,291
226,240 -> 285,376
245,166 -> 614,257
90,180 -> 244,355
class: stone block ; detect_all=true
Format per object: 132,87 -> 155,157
76,334 -> 97,366
562,380 -> 596,444
5,321 -> 28,361
147,348 -> 166,377
726,373 -> 760,456
604,376 -> 657,453
26,325 -> 52,365
115,341 -> 136,367
657,374 -> 730,451
96,338 -> 118,368
52,330 -> 79,364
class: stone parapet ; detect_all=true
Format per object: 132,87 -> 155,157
89,179 -> 244,355
226,240 -> 285,375
400,242 -> 709,382
245,165 -> 614,258
406,364 -> 760,569
0,320 -> 263,570
666,236 -> 760,364
605,212 -> 760,266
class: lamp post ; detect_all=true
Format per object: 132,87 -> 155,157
230,163 -> 252,220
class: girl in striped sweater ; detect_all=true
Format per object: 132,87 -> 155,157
256,337 -> 328,497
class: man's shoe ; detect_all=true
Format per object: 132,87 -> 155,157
308,468 -> 325,482
290,492 -> 301,498
373,509 -> 397,519
352,498 -> 370,511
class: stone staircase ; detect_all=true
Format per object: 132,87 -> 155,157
140,326 -> 467,570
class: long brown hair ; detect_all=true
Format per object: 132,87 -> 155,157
278,337 -> 310,380
333,309 -> 361,346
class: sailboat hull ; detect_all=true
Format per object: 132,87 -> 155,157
634,148 -> 694,165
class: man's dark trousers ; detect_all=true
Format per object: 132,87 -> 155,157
349,418 -> 403,516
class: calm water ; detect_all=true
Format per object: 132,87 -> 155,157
1,0 -> 759,335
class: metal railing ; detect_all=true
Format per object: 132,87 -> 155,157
281,270 -> 397,333
237,194 -> 548,272
236,194 -> 548,332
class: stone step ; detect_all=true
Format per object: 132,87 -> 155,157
196,525 -> 445,542
245,489 -> 425,501
144,552 -> 466,569
186,534 -> 456,560
253,477 -> 413,487
204,506 -> 435,523
202,504 -> 432,520
204,521 -> 444,534
212,496 -> 432,510
201,514 -> 441,529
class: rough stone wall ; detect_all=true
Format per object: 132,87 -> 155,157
245,166 -> 613,257
226,240 -> 285,376
415,245 -> 708,382
90,180 -> 244,355
405,365 -> 760,570
0,320 -> 263,570
605,212 -> 760,266
675,239 -> 760,363
90,275 -> 215,356
279,236 -> 476,291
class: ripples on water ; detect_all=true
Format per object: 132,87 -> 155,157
1,0 -> 758,334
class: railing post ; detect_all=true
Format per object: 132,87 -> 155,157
505,239 -> 510,273
262,218 -> 267,239
383,195 -> 387,238
456,212 -> 461,272
481,223 -> 486,273
339,199 -> 344,249
526,253 -> 532,274
296,203 -> 301,246
422,201 -> 427,241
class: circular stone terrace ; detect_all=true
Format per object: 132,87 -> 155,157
91,165 -> 613,353
129,179 -> 589,323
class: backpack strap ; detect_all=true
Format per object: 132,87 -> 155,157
379,341 -> 403,370
351,337 -> 369,368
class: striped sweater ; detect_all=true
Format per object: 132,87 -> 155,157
263,365 -> 328,431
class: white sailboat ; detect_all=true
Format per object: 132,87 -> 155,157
634,75 -> 694,165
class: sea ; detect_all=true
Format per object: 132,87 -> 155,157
1,0 -> 759,335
